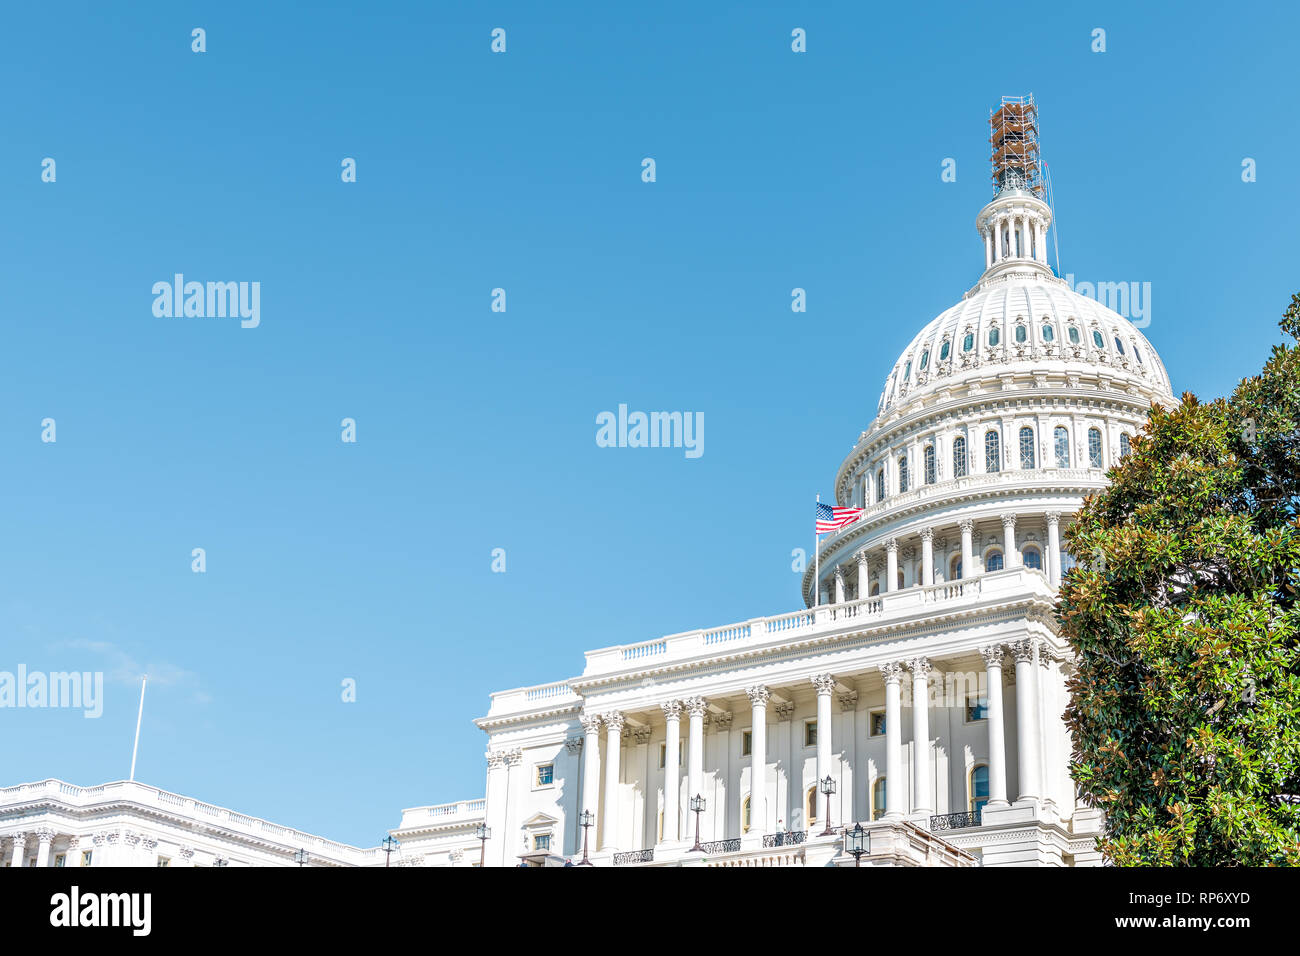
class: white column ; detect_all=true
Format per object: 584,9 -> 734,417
65,836 -> 81,868
994,216 -> 1004,261
483,751 -> 508,866
879,663 -> 904,820
960,519 -> 974,579
885,538 -> 898,592
746,686 -> 770,835
1012,641 -> 1040,801
839,690 -> 858,823
580,713 -> 602,827
833,567 -> 845,604
1046,512 -> 1062,586
983,228 -> 992,269
811,675 -> 834,798
920,528 -> 934,586
660,701 -> 682,842
1008,214 -> 1018,258
601,712 -> 625,850
685,697 -> 706,803
34,829 -> 54,868
1002,513 -> 1019,567
908,658 -> 933,819
980,646 -> 1009,807
1035,219 -> 1046,262
856,550 -> 869,600
8,832 -> 28,868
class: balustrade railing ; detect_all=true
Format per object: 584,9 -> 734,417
612,849 -> 655,865
762,830 -> 807,848
695,838 -> 742,854
929,810 -> 982,831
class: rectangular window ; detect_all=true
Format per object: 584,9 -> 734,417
966,695 -> 989,722
869,710 -> 886,737
157,857 -> 171,867
535,764 -> 554,786
741,730 -> 752,757
81,851 -> 93,867
54,854 -> 66,868
533,834 -> 551,852
804,720 -> 817,748
658,743 -> 666,768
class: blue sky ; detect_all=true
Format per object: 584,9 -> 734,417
1,1 -> 1296,846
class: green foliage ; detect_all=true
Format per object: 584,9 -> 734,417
1060,297 -> 1300,866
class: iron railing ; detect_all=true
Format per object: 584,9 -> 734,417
695,839 -> 741,854
762,830 -> 807,848
929,810 -> 982,831
612,849 -> 655,865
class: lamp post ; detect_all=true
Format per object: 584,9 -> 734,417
381,835 -> 400,868
846,822 -> 869,867
293,848 -> 309,867
578,810 -> 594,866
213,857 -> 228,868
820,775 -> 837,836
688,794 -> 706,852
475,823 -> 491,868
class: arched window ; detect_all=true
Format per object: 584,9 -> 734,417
1041,323 -> 1055,342
1134,347 -> 1143,365
950,555 -> 962,580
1092,330 -> 1105,349
963,332 -> 974,352
985,431 -> 1001,473
741,796 -> 751,833
870,582 -> 880,596
872,777 -> 887,821
940,339 -> 951,360
970,765 -> 990,814
1019,426 -> 1036,469
924,444 -> 936,485
920,349 -> 929,370
1120,433 -> 1131,458
904,360 -> 912,380
986,550 -> 1004,572
1023,547 -> 1042,571
1114,337 -> 1125,355
898,455 -> 909,493
952,435 -> 968,478
988,326 -> 1001,347
1068,326 -> 1081,345
1015,324 -> 1027,343
1054,426 -> 1070,469
897,570 -> 905,589
1088,427 -> 1103,468
806,786 -> 818,828
876,468 -> 886,502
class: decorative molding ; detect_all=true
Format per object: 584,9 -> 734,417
486,750 -> 507,770
660,699 -> 682,721
773,701 -> 796,720
579,713 -> 603,735
906,657 -> 932,681
632,725 -> 653,744
683,697 -> 707,719
712,711 -> 734,732
979,644 -> 1005,668
811,674 -> 836,696
745,685 -> 771,708
879,661 -> 905,682
565,736 -> 584,755
837,690 -> 859,709
602,712 -> 626,734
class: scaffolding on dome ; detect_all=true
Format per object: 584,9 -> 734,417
990,94 -> 1043,196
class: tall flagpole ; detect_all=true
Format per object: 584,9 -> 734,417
129,675 -> 147,782
814,495 -> 820,608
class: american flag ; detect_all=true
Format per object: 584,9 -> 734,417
816,502 -> 864,534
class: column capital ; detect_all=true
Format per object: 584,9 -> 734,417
885,537 -> 899,554
979,644 -> 1005,668
579,713 -> 603,735
632,725 -> 653,744
833,566 -> 845,583
745,685 -> 771,707
35,827 -> 56,845
773,700 -> 795,720
65,835 -> 81,852
878,661 -> 905,683
959,518 -> 974,533
837,690 -> 859,710
603,711 -> 626,734
811,674 -> 836,696
683,697 -> 707,718
920,527 -> 934,542
1045,511 -> 1061,526
1001,513 -> 1017,529
660,699 -> 682,720
565,736 -> 584,754
906,657 -> 932,681
855,549 -> 869,566
713,711 -> 734,732
1009,638 -> 1037,663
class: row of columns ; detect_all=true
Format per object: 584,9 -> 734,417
982,212 -> 1046,268
2,829 -> 200,867
578,638 -> 1050,849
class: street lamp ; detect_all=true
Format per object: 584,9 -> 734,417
293,848 -> 309,867
688,794 -> 706,852
578,810 -> 594,866
846,822 -> 869,867
381,835 -> 400,867
212,857 -> 228,868
819,775 -> 837,836
475,823 -> 491,867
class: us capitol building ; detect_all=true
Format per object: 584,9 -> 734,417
0,98 -> 1175,867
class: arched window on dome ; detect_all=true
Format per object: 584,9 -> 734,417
920,349 -> 929,370
898,455 -> 909,493
1019,426 -> 1036,469
950,554 -> 962,580
952,435 -> 968,477
1068,325 -> 1081,345
1054,426 -> 1070,469
876,468 -> 886,502
1120,433 -> 1131,458
970,765 -> 990,814
904,360 -> 912,380
924,444 -> 936,485
1114,337 -> 1126,355
872,777 -> 887,821
940,339 -> 951,361
1088,427 -> 1103,468
1015,323 -> 1027,344
985,431 -> 1001,473
870,581 -> 880,596
1042,323 -> 1055,342
963,332 -> 974,352
1134,347 -> 1144,365
1023,546 -> 1043,571
985,549 -> 1004,572
988,326 -> 1001,347
1092,330 -> 1105,349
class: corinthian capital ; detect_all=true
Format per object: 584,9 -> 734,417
906,657 -> 932,681
660,699 -> 682,721
602,711 -> 626,734
885,537 -> 899,554
878,661 -> 905,683
979,644 -> 1005,668
746,685 -> 771,707
486,750 -> 507,770
1009,638 -> 1037,663
580,713 -> 603,735
811,674 -> 836,696
683,697 -> 707,719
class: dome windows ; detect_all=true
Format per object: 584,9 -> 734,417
1134,346 -> 1144,365
1120,433 -> 1132,458
898,455 -> 910,493
952,435 -> 968,477
876,468 -> 886,502
1114,336 -> 1126,355
1019,426 -> 1036,469
1042,323 -> 1055,342
1015,324 -> 1027,344
1092,330 -> 1105,349
920,349 -> 930,371
940,339 -> 951,361
1088,427 -> 1103,468
985,431 -> 1001,473
904,360 -> 913,380
924,444 -> 936,484
963,332 -> 975,352
1023,547 -> 1043,571
1068,326 -> 1081,345
1054,426 -> 1070,468
985,549 -> 1004,572
988,327 -> 1001,347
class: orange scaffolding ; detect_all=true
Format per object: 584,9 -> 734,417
990,95 -> 1043,196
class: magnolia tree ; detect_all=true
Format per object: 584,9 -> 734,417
1060,294 -> 1300,866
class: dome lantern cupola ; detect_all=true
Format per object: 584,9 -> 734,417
974,95 -> 1054,285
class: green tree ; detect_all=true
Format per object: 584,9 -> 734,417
1060,295 -> 1300,865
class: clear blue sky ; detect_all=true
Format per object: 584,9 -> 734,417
2,1 -> 1296,846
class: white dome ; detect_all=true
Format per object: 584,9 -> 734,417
877,274 -> 1172,415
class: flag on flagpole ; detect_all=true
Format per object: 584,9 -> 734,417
816,502 -> 864,534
